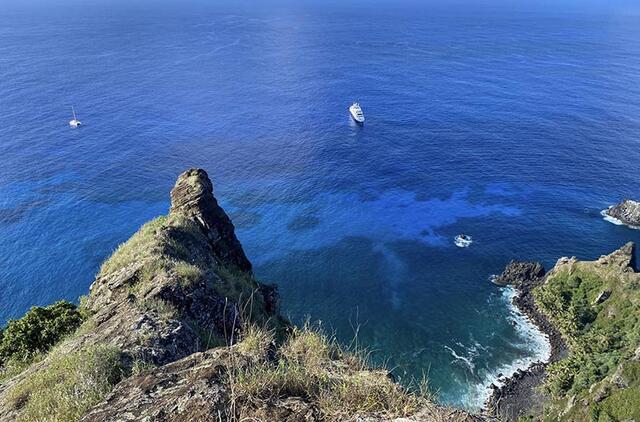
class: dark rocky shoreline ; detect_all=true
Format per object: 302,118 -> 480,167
484,261 -> 568,421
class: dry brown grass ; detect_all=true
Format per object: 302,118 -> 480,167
225,324 -> 440,421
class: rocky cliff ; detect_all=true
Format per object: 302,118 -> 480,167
605,199 -> 640,228
490,243 -> 640,421
0,169 -> 488,422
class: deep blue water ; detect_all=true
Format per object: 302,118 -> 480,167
1,0 -> 640,409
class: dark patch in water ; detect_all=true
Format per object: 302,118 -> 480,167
229,211 -> 262,229
287,215 -> 320,231
0,199 -> 50,225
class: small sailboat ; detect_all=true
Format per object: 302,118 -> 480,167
349,102 -> 365,125
69,106 -> 82,128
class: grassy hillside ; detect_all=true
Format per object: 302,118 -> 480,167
532,244 -> 640,421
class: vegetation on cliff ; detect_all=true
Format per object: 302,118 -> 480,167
2,167 -> 638,422
0,301 -> 84,380
532,243 -> 640,421
231,325 -> 433,420
0,169 -> 488,422
82,323 -> 473,421
6,345 -> 124,422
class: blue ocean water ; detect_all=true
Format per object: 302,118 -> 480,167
1,0 -> 640,409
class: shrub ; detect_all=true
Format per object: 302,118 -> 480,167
0,301 -> 83,367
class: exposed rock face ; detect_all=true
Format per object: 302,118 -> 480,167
78,168 -> 276,367
0,168 -> 496,422
605,199 -> 640,228
492,261 -> 545,287
594,241 -> 637,272
170,168 -> 252,272
486,261 -> 565,422
593,290 -> 611,305
80,348 -> 237,422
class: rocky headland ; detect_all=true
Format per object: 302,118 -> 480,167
488,243 -> 640,421
0,169 -> 491,422
1,168 -> 638,422
604,199 -> 640,228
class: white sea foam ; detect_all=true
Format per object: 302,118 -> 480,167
444,345 -> 476,374
460,286 -> 551,410
601,208 -> 640,230
454,235 -> 473,248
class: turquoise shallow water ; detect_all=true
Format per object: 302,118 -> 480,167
1,0 -> 640,409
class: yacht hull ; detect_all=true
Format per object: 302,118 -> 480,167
349,109 -> 364,125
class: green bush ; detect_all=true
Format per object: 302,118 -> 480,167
0,301 -> 84,367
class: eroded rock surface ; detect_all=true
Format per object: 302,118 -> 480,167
0,168 -> 495,422
170,168 -> 252,272
605,199 -> 640,228
492,261 -> 545,287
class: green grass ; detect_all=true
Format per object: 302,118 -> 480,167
533,261 -> 640,421
140,297 -> 179,319
5,345 -> 125,422
594,361 -> 640,421
95,209 -> 286,344
99,216 -> 169,277
212,265 -> 277,330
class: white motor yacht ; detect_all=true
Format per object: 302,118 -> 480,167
69,106 -> 82,128
349,102 -> 365,124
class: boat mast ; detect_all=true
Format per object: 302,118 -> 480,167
72,106 -> 77,121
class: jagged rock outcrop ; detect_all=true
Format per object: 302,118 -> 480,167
0,169 -> 281,421
80,347 -> 238,422
594,241 -> 637,272
492,261 -> 545,287
170,168 -> 252,272
605,199 -> 640,228
492,243 -> 640,421
78,168 -> 279,367
0,168 -> 494,422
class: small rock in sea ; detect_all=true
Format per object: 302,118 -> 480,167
605,199 -> 640,228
